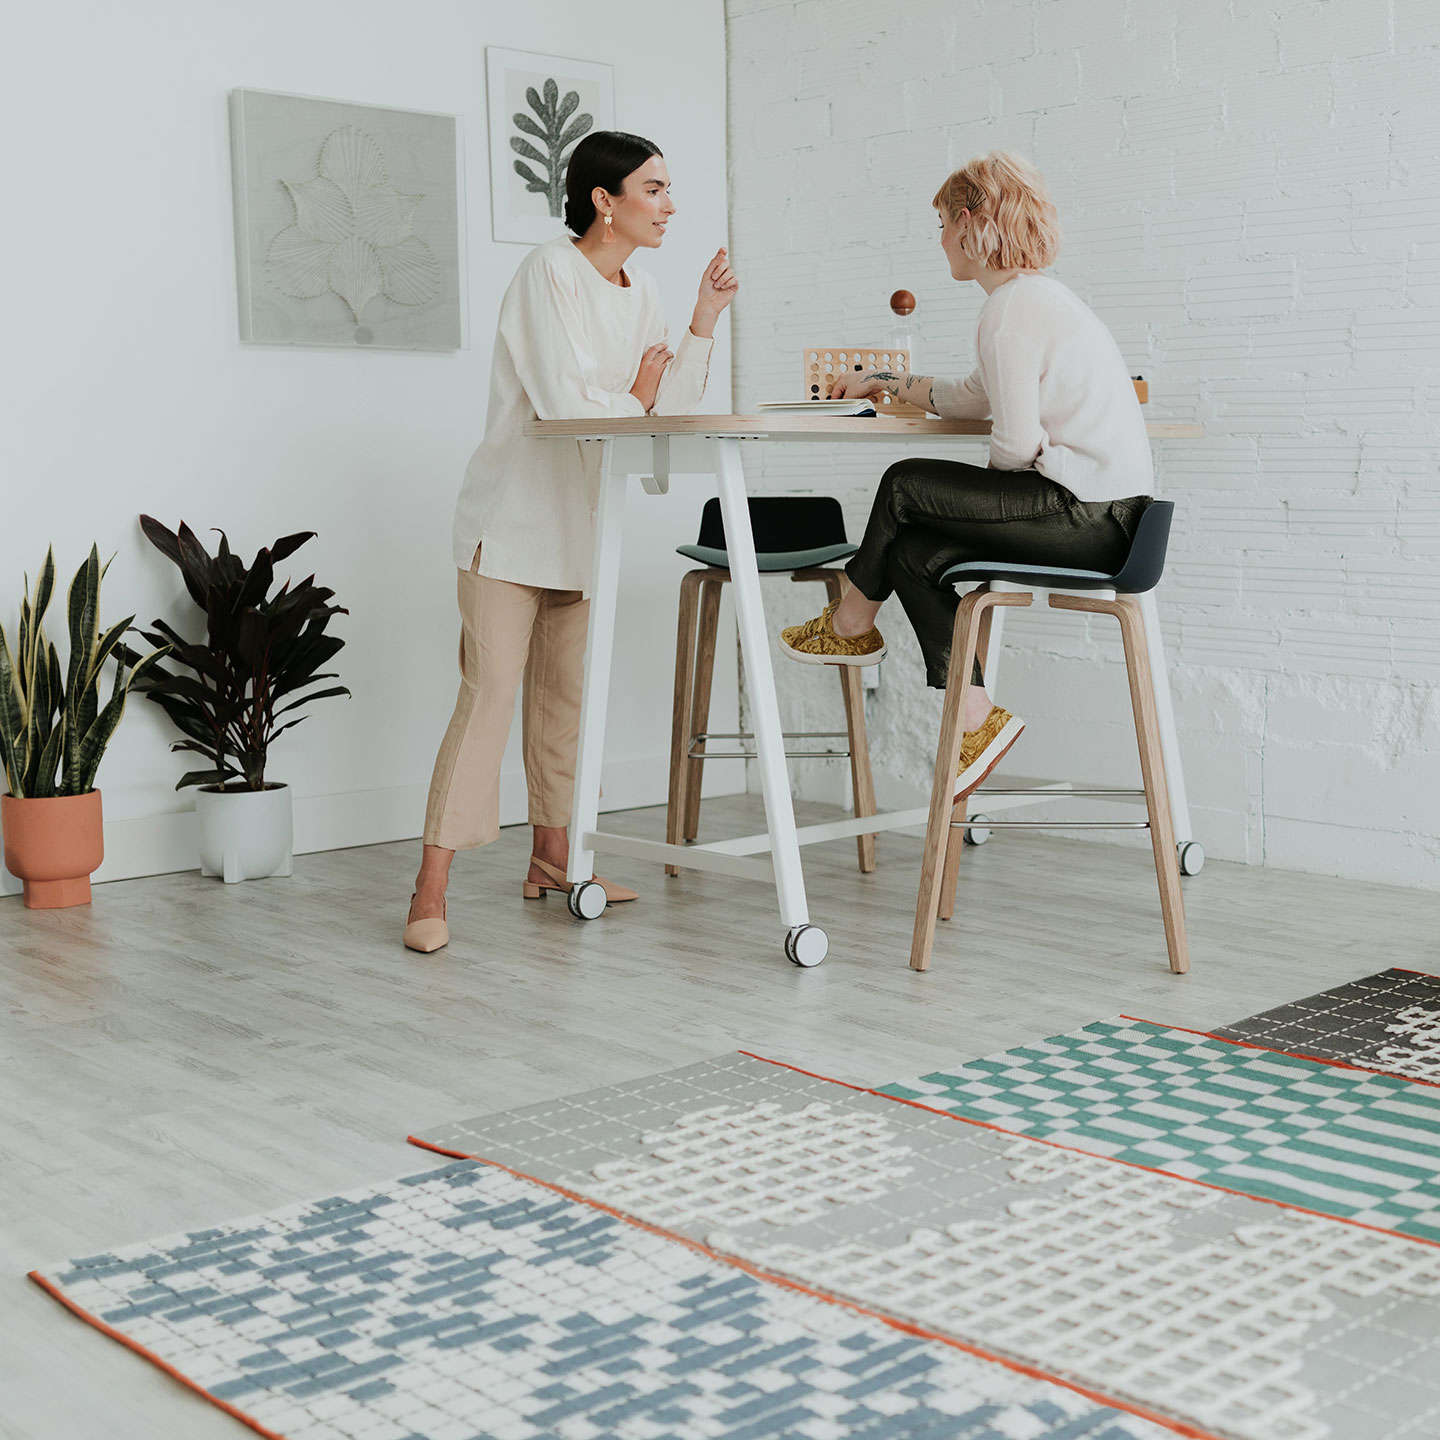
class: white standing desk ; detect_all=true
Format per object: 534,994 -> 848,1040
525,413 -> 1204,967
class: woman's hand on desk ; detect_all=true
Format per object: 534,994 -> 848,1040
630,342 -> 674,412
830,369 -> 888,401
833,369 -> 937,411
690,248 -> 738,338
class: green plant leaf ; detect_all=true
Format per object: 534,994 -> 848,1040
513,111 -> 548,142
32,549 -> 56,639
34,716 -> 65,799
557,90 -> 578,126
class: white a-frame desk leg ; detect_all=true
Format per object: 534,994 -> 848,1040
714,437 -> 828,966
567,440 -> 623,910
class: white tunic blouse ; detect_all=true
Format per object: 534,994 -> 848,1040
452,234 -> 714,591
929,273 -> 1153,503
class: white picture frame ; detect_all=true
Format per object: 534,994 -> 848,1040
230,88 -> 465,350
486,47 -> 616,246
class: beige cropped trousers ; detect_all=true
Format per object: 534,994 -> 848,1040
423,549 -> 589,851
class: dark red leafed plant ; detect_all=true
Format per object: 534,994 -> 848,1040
120,517 -> 349,792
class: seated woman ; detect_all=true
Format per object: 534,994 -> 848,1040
781,150 -> 1153,801
404,131 -> 736,953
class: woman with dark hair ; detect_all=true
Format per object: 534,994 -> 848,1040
404,131 -> 737,953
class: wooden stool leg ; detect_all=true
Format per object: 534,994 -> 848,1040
1115,596 -> 1190,974
939,600 -> 996,920
684,575 -> 725,843
911,591 -> 986,971
822,571 -> 877,874
666,570 -> 703,877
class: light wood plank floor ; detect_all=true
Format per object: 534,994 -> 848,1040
3,796 -> 1436,1439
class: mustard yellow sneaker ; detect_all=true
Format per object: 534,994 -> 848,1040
955,706 -> 1025,802
780,599 -> 886,667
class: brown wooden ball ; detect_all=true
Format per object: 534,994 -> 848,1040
890,289 -> 916,316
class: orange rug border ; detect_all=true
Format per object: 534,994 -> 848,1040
27,1268 -> 291,1440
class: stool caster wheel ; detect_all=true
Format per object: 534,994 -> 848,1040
963,813 -> 992,846
567,881 -> 607,920
784,924 -> 828,967
1177,841 -> 1205,876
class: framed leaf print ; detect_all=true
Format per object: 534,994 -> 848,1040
485,47 -> 616,245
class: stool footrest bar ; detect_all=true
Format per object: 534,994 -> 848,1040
974,787 -> 1146,798
950,818 -> 1152,830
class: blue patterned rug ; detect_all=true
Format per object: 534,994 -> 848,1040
32,1156 -> 1174,1440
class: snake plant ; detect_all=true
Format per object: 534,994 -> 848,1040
0,546 -> 167,799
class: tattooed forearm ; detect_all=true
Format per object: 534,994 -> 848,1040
869,371 -> 935,410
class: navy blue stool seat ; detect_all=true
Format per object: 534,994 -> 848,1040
677,496 -> 859,573
936,500 -> 1173,594
668,495 -> 876,874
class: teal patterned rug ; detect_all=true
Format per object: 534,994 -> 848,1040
879,1014 -> 1440,1242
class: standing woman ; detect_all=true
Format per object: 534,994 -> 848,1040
780,150 -> 1152,801
404,131 -> 737,953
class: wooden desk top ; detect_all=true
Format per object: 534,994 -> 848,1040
524,414 -> 1205,441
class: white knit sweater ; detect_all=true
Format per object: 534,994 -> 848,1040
930,274 -> 1153,503
452,235 -> 713,591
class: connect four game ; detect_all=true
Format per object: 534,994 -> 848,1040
802,346 -> 917,410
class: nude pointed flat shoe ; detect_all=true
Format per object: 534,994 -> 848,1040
522,855 -> 639,904
403,894 -> 449,953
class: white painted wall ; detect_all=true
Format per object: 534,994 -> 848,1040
725,0 -> 1440,890
0,0 -> 737,894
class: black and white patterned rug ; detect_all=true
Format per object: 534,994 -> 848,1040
1213,967 -> 1440,1083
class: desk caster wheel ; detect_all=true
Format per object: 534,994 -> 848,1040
567,881 -> 607,920
1177,841 -> 1205,876
784,924 -> 828,967
963,813 -> 992,846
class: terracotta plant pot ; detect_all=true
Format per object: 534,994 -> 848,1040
1,789 -> 105,909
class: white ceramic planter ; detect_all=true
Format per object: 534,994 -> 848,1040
195,784 -> 293,883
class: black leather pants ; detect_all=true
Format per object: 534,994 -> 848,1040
845,458 -> 1149,688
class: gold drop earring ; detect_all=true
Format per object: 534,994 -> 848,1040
602,214 -> 615,245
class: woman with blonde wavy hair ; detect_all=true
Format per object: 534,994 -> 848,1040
780,150 -> 1153,799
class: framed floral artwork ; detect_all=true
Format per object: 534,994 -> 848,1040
230,89 -> 464,350
485,47 -> 615,245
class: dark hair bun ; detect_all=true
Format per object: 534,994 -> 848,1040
563,131 -> 663,237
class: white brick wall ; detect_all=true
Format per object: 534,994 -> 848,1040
724,0 -> 1440,890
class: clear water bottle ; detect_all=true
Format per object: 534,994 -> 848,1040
888,289 -> 916,376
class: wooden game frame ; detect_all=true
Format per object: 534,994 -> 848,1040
804,346 -> 1150,412
803,346 -> 926,415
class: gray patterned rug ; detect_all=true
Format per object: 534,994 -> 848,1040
415,1045 -> 1440,1440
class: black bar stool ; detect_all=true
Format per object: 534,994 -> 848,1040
911,499 -> 1190,975
668,496 -> 879,875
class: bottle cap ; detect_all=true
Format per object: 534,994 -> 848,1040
890,289 -> 916,316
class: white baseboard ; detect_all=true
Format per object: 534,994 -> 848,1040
0,754 -> 745,895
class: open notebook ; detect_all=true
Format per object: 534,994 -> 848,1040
755,399 -> 878,416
